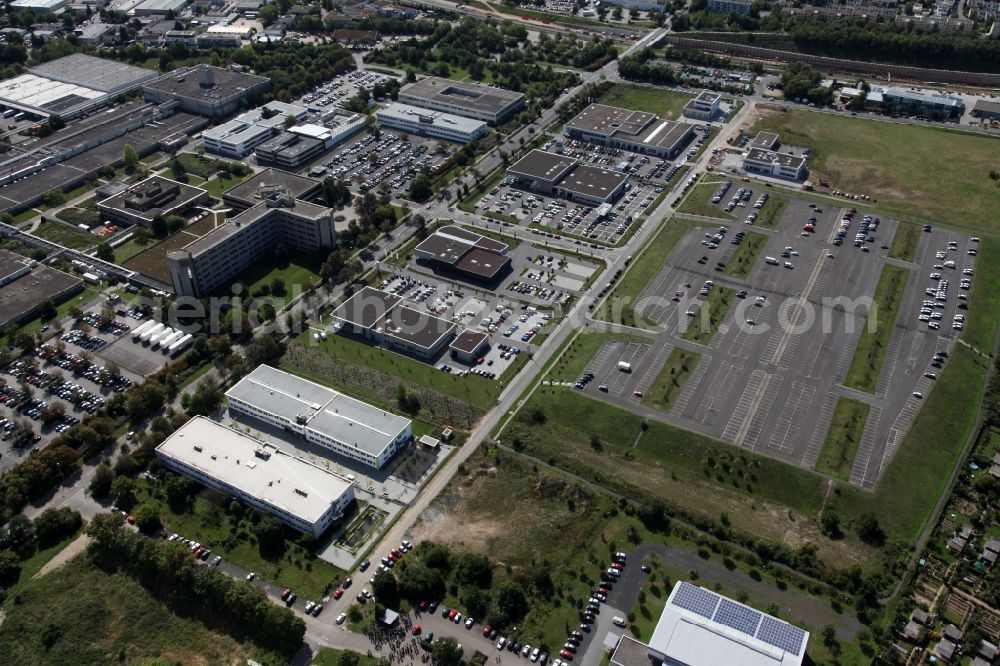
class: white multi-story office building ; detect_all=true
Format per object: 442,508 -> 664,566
202,101 -> 308,158
155,416 -> 356,538
683,90 -> 722,121
225,365 -> 413,470
742,148 -> 807,181
398,76 -> 525,125
376,103 -> 488,143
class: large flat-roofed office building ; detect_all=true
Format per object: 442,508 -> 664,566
0,54 -> 156,118
143,65 -> 272,118
507,149 -> 629,205
202,101 -> 307,158
413,225 -> 512,284
743,148 -> 806,181
609,581 -> 809,666
98,175 -> 209,227
155,416 -> 356,537
376,103 -> 488,143
398,76 -> 525,125
330,286 -> 458,359
0,249 -> 83,330
225,365 -> 413,469
222,168 -> 321,211
166,192 -> 335,297
564,103 -> 695,159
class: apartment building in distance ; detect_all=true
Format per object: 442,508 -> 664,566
225,364 -> 413,470
376,103 -> 488,143
706,0 -> 754,12
155,416 -> 356,538
166,191 -> 334,297
398,76 -> 525,125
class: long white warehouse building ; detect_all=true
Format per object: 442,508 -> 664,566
225,365 -> 413,469
155,417 -> 356,537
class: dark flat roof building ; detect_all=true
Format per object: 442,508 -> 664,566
98,175 -> 209,227
507,149 -> 629,205
414,225 -> 511,282
565,103 -> 695,159
330,286 -> 457,359
398,76 -> 525,125
0,251 -> 83,330
143,65 -> 272,118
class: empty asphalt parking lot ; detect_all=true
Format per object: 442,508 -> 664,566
580,192 -> 977,488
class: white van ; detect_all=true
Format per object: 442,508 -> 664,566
617,361 -> 632,372
612,616 -> 626,627
765,256 -> 779,265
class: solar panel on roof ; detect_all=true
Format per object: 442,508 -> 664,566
713,598 -> 762,636
671,582 -> 719,619
756,615 -> 807,656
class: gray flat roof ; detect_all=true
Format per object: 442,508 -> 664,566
400,76 -> 524,115
450,329 -> 488,353
374,305 -> 456,351
453,248 -> 511,279
745,148 -> 805,168
29,54 -> 156,93
0,249 -> 29,283
414,225 -> 508,265
973,99 -> 1000,114
156,416 -> 353,525
557,164 -> 628,198
0,263 -> 82,328
507,149 -> 577,183
98,174 -> 206,219
223,168 -> 320,208
330,286 -> 402,329
377,102 -> 487,133
144,65 -> 270,101
751,131 -> 779,148
226,365 -> 411,458
567,103 -> 694,151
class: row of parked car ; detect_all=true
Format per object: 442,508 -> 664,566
166,533 -> 222,567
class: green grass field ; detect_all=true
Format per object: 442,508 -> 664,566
0,527 -> 83,602
137,480 -> 344,600
597,83 -> 693,120
676,180 -> 735,219
724,232 -> 768,279
113,235 -> 156,263
235,255 -> 323,296
202,172 -> 251,198
313,648 -> 384,665
753,197 -> 788,230
844,265 -> 909,393
593,218 -> 696,328
961,236 -> 1000,352
288,331 -> 500,410
641,347 -> 701,413
815,398 -> 871,481
888,221 -> 921,262
682,286 -> 735,345
750,108 -> 1000,232
54,207 -> 99,229
32,219 -> 96,250
0,555 -> 269,664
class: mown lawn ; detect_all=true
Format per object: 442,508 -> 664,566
750,108 -> 1000,233
724,232 -> 768,279
844,265 -> 909,393
888,221 -> 921,262
676,179 -> 735,220
593,218 -> 697,329
815,397 -> 870,481
598,83 -> 693,120
642,347 -> 701,413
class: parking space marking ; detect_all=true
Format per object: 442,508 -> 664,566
634,344 -> 674,395
802,391 -> 839,469
849,405 -> 883,488
671,353 -> 712,418
741,374 -> 783,451
721,369 -> 765,443
766,382 -> 816,454
609,343 -> 649,396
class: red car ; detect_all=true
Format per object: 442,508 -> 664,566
194,547 -> 204,558
126,514 -> 135,524
448,609 -> 457,621
419,600 -> 428,610
333,588 -> 344,600
280,588 -> 292,600
598,587 -> 608,595
560,650 -> 574,661
482,625 -> 492,637
411,624 -> 422,636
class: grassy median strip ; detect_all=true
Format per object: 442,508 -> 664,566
724,232 -> 768,279
682,286 -> 736,346
844,265 -> 909,393
593,218 -> 696,329
815,397 -> 871,481
642,348 -> 701,413
888,221 -> 921,262
753,197 -> 788,230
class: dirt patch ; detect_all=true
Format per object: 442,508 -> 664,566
32,533 -> 91,581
